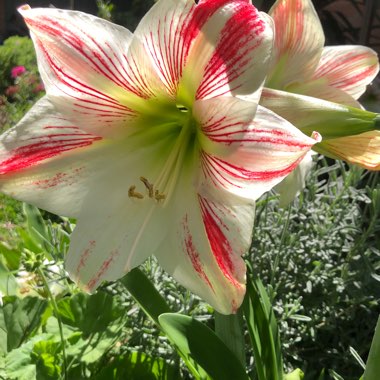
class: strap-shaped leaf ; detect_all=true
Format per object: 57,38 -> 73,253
363,315 -> 380,380
242,263 -> 283,380
159,313 -> 249,380
120,268 -> 171,325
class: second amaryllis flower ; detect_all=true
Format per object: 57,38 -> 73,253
0,0 -> 319,313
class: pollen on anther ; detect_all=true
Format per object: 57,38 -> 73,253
128,185 -> 144,199
140,176 -> 154,198
154,189 -> 166,202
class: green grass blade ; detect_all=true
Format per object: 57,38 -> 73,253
243,263 -> 283,380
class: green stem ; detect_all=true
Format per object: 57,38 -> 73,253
214,309 -> 246,368
38,267 -> 68,380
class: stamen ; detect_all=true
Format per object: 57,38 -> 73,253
140,176 -> 154,198
154,189 -> 166,202
128,185 -> 144,199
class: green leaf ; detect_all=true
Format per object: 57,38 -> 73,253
363,315 -> 380,380
121,270 -> 207,379
56,291 -> 124,337
242,264 -> 283,380
93,351 -> 178,380
31,340 -> 62,380
1,296 -> 48,352
5,333 -> 54,380
0,257 -> 17,297
159,313 -> 249,380
23,203 -> 49,250
56,292 -> 126,366
120,268 -> 171,325
0,241 -> 21,271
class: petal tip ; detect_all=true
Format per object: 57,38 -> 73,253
312,131 -> 322,143
18,4 -> 31,14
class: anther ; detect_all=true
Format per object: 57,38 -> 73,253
140,176 -> 154,198
128,185 -> 144,199
154,189 -> 166,202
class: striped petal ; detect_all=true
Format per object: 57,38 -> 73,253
0,97 -> 104,217
65,201 -> 168,292
316,131 -> 380,170
194,98 -> 320,200
155,168 -> 253,315
267,0 -> 324,89
274,152 -> 313,207
312,46 -> 379,100
18,5 -> 147,137
130,0 -> 273,106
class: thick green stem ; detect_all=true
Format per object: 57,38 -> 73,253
38,267 -> 68,380
214,309 -> 246,368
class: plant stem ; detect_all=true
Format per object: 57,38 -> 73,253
38,267 -> 68,380
214,309 -> 246,368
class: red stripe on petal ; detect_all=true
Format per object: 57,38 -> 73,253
203,152 -> 302,182
86,249 -> 120,291
0,134 -> 101,174
199,196 -> 240,287
75,240 -> 96,280
26,16 -> 152,99
182,214 -> 214,291
196,3 -> 265,99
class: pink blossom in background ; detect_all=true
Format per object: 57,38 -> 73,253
11,65 -> 26,78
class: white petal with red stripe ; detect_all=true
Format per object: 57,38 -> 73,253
155,167 -> 253,315
18,6 -> 147,137
0,97 -> 105,217
65,200 -> 168,292
267,0 -> 324,89
312,46 -> 379,100
194,99 -> 320,200
130,0 -> 273,105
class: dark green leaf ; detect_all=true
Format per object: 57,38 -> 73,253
1,296 -> 48,351
120,268 -> 171,325
159,313 -> 249,380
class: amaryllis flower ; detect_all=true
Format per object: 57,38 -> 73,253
11,65 -> 26,79
0,0 -> 319,314
263,0 -> 380,170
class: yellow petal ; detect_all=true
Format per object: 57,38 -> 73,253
316,131 -> 380,170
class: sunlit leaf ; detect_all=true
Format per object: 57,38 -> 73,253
159,313 -> 249,380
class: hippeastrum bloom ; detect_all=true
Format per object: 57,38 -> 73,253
263,0 -> 380,171
0,0 -> 319,314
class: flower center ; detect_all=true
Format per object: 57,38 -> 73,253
128,108 -> 197,206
